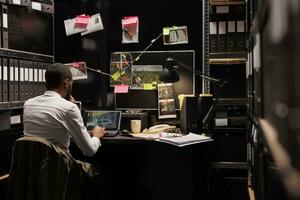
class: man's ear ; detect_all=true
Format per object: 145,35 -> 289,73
63,79 -> 69,89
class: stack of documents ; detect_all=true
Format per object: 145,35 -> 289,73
158,133 -> 212,147
130,132 -> 212,147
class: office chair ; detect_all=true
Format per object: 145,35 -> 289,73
7,136 -> 90,200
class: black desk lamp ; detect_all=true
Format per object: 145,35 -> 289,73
159,57 -> 227,86
159,57 -> 227,134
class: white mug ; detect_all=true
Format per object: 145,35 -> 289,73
131,120 -> 141,134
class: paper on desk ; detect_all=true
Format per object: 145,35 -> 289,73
158,133 -> 212,147
130,133 -> 161,140
130,132 -> 212,147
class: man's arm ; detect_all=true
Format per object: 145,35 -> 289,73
64,104 -> 104,156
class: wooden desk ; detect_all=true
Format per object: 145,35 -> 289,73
72,135 -> 212,200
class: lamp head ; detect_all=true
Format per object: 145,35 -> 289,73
159,57 -> 180,83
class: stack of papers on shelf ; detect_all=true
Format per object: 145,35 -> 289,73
130,132 -> 213,147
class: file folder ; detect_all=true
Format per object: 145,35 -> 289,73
38,62 -> 44,95
217,21 -> 227,52
2,58 -> 8,102
28,60 -> 34,98
227,21 -> 236,52
2,5 -> 8,48
33,61 -> 38,96
0,5 -> 2,48
9,59 -> 15,101
236,20 -> 245,52
23,60 -> 30,100
209,22 -> 218,53
21,0 -> 31,7
13,59 -> 20,101
19,60 -> 25,101
41,2 -> 54,14
0,61 -> 2,102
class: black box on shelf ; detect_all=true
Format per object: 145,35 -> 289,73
210,168 -> 249,200
211,127 -> 247,162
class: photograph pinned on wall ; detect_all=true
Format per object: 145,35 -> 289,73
130,65 -> 163,90
64,17 -> 87,36
157,83 -> 177,119
81,13 -> 104,36
64,13 -> 103,36
163,26 -> 189,45
65,61 -> 88,80
109,52 -> 133,86
158,83 -> 175,100
122,16 -> 139,43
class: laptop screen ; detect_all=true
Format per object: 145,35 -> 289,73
84,111 -> 121,131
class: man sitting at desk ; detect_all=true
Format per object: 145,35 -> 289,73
23,63 -> 105,156
22,63 -> 110,199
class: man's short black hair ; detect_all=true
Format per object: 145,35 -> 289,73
45,63 -> 73,89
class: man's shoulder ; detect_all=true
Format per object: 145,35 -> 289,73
24,94 -> 76,111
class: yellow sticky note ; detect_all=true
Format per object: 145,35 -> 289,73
112,71 -> 121,81
163,28 -> 170,35
144,83 -> 155,90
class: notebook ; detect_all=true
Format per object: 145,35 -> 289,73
84,110 -> 122,137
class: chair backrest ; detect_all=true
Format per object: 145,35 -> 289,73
7,136 -> 85,200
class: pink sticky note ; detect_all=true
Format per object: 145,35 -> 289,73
123,16 -> 138,28
72,62 -> 81,68
75,15 -> 90,28
114,85 -> 129,94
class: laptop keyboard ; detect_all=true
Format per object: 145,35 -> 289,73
104,130 -> 119,137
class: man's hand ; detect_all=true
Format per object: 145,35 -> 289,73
69,95 -> 76,103
91,126 -> 105,139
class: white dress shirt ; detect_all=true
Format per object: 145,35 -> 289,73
23,90 -> 101,156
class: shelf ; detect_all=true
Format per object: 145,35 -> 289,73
209,57 -> 246,65
210,161 -> 248,169
214,98 -> 247,105
0,48 -> 53,63
210,0 -> 245,6
213,127 -> 246,132
0,102 -> 25,111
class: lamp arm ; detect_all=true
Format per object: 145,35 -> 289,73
173,59 -> 227,86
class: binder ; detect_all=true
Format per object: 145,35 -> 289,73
28,60 -> 34,98
41,3 -> 54,14
23,60 -> 30,100
0,60 -> 2,102
19,60 -> 25,101
217,21 -> 227,52
38,62 -> 44,95
41,62 -> 47,93
7,0 -> 31,7
0,5 -> 2,48
209,22 -> 218,53
2,58 -> 8,102
227,21 -> 236,52
236,20 -> 245,52
1,5 -> 8,48
9,59 -> 15,101
32,61 -> 38,97
13,59 -> 20,101
21,0 -> 31,7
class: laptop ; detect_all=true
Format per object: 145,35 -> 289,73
84,110 -> 122,137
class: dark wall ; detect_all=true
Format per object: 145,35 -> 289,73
54,0 -> 110,109
55,0 -> 203,108
106,0 -> 203,94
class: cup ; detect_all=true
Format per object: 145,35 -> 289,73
131,120 -> 141,134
